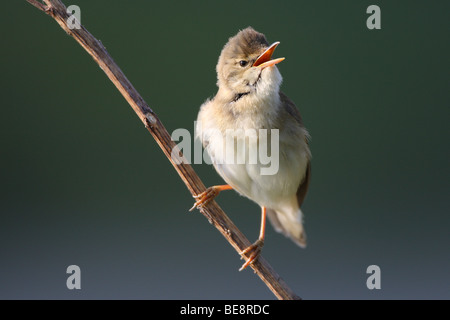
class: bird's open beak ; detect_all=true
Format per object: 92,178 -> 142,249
253,41 -> 285,69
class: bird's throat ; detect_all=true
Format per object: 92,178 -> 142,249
232,91 -> 250,102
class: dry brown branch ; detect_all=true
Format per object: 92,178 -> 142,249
26,0 -> 301,300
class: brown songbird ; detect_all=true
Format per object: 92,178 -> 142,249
191,27 -> 311,270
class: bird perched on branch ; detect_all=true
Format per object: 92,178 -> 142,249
191,27 -> 311,271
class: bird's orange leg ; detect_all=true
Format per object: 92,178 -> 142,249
189,185 -> 233,211
239,206 -> 267,271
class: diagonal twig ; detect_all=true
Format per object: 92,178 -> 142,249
26,0 -> 301,300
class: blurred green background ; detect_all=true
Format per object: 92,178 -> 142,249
1,1 -> 448,299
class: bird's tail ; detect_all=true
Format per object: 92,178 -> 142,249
266,207 -> 306,247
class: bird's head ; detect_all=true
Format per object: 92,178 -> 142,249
216,27 -> 284,102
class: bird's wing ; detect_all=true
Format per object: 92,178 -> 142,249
296,160 -> 311,207
279,91 -> 304,126
279,91 -> 311,206
264,93 -> 312,247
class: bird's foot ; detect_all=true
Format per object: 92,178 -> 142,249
239,239 -> 264,271
189,186 -> 221,211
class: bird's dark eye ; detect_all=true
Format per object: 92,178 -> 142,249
239,60 -> 248,67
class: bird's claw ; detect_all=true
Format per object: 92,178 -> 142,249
189,187 -> 220,211
239,239 -> 264,271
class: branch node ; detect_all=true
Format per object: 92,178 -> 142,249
144,112 -> 156,129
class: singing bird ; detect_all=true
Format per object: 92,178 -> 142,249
191,27 -> 311,270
